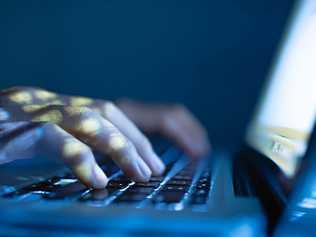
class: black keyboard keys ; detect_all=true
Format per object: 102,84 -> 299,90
80,188 -> 116,202
114,193 -> 148,203
189,171 -> 211,205
153,190 -> 185,204
43,181 -> 88,200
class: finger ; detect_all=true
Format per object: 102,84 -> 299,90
29,105 -> 152,182
41,123 -> 108,188
93,102 -> 165,175
160,113 -> 210,158
117,100 -> 211,158
0,121 -> 108,188
167,106 -> 211,156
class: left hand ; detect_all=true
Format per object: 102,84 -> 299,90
117,99 -> 211,158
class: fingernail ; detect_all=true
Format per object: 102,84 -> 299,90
137,160 -> 152,181
151,153 -> 165,176
93,165 -> 108,189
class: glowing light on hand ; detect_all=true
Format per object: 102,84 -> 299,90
70,97 -> 93,107
108,134 -> 126,151
34,90 -> 57,100
32,110 -> 63,123
63,139 -> 88,157
76,118 -> 101,135
9,92 -> 33,104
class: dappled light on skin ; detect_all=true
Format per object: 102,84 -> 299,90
76,118 -> 102,135
70,97 -> 93,107
49,100 -> 64,105
102,102 -> 115,117
0,86 -> 192,189
32,110 -> 63,123
9,91 -> 33,104
23,101 -> 64,113
108,133 -> 127,151
74,162 -> 92,183
62,139 -> 88,157
65,106 -> 89,116
34,90 -> 57,100
22,104 -> 47,113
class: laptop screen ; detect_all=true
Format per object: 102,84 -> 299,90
246,0 -> 316,178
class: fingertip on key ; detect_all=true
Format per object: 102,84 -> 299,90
151,153 -> 166,176
92,165 -> 108,189
136,160 -> 152,182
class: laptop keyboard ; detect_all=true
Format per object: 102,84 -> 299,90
1,146 -> 212,212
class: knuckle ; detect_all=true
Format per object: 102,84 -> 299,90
108,135 -> 137,162
105,101 -> 115,108
1,87 -> 35,104
102,101 -> 117,117
63,140 -> 93,164
170,104 -> 186,114
64,105 -> 93,118
76,108 -> 93,120
109,134 -> 131,152
31,106 -> 64,124
162,104 -> 187,121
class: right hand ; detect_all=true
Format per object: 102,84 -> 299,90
0,87 -> 165,189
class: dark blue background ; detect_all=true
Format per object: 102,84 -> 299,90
0,0 -> 295,150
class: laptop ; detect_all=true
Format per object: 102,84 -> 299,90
0,0 -> 315,236
274,121 -> 316,236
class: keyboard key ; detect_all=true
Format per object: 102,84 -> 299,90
4,181 -> 55,198
115,193 -> 147,203
196,189 -> 207,195
43,182 -> 87,200
196,183 -> 208,189
172,175 -> 192,181
133,181 -> 160,188
153,190 -> 185,204
107,181 -> 130,189
3,145 -> 213,210
80,188 -> 115,202
198,177 -> 209,184
47,176 -> 62,183
190,196 -> 208,205
149,176 -> 164,182
168,180 -> 191,186
111,176 -> 131,181
124,187 -> 154,194
165,185 -> 186,191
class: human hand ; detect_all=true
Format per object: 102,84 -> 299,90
117,99 -> 210,158
0,87 -> 210,189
